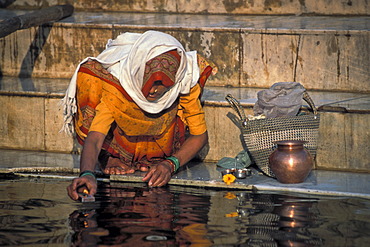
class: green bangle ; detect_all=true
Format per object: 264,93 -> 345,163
166,156 -> 180,173
79,170 -> 96,179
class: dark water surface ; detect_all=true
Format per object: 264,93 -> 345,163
0,177 -> 369,246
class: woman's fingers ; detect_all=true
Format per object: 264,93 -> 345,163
148,169 -> 161,187
67,176 -> 97,201
150,172 -> 168,187
85,178 -> 98,196
142,163 -> 171,187
67,178 -> 81,201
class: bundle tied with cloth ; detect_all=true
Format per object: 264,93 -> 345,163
219,82 -> 320,177
253,82 -> 306,119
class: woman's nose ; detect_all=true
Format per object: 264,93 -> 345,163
149,87 -> 158,94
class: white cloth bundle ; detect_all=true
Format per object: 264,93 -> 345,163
253,82 -> 306,118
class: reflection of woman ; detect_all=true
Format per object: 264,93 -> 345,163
69,185 -> 212,246
64,31 -> 216,200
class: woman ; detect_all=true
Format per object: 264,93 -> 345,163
64,31 -> 216,200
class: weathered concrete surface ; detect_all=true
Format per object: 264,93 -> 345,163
45,98 -> 77,152
242,31 -> 370,92
0,93 -> 74,152
204,105 -> 251,160
0,95 -> 46,150
0,12 -> 368,92
0,24 -> 111,79
316,112 -> 370,172
161,30 -> 241,88
5,0 -> 370,15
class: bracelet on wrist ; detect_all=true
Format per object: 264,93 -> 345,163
163,159 -> 175,174
166,156 -> 180,173
79,170 -> 96,179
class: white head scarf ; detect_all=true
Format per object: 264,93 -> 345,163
61,31 -> 200,134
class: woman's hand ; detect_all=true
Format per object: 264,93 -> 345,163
67,175 -> 97,201
142,161 -> 173,187
142,131 -> 208,187
67,131 -> 104,201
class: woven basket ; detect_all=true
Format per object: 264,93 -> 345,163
225,92 -> 320,177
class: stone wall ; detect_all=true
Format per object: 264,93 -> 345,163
4,0 -> 369,15
1,21 -> 369,92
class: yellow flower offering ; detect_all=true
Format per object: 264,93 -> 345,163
225,212 -> 239,218
224,192 -> 237,199
223,174 -> 236,185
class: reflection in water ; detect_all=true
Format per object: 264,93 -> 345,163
0,178 -> 75,246
240,194 -> 322,246
69,184 -> 212,246
1,178 -> 370,246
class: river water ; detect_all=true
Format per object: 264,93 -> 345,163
0,177 -> 369,246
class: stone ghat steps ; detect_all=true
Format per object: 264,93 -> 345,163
0,10 -> 369,93
3,0 -> 370,16
0,76 -> 369,173
1,149 -> 370,199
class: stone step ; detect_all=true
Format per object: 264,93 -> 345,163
0,9 -> 369,93
1,149 -> 370,199
4,0 -> 369,16
1,76 -> 369,173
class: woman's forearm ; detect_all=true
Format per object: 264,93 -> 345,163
172,131 -> 208,167
80,131 -> 106,172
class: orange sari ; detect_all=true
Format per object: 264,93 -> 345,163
74,54 -> 214,170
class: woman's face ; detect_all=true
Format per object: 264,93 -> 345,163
145,80 -> 169,102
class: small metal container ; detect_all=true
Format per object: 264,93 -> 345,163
221,168 -> 236,176
221,168 -> 251,179
235,168 -> 251,179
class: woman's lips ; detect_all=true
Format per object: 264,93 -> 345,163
147,93 -> 158,100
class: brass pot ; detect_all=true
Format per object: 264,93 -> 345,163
269,140 -> 313,184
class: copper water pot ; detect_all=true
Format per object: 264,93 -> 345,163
269,140 -> 313,184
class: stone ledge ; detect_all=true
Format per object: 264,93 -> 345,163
2,10 -> 369,34
1,149 -> 369,199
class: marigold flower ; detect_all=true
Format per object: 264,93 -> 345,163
223,174 -> 236,185
225,212 -> 239,217
224,192 -> 237,199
